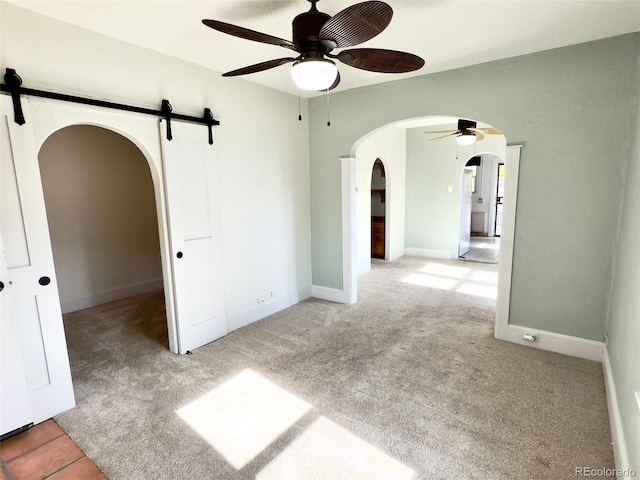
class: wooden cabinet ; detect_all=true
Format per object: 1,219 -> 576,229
371,216 -> 385,259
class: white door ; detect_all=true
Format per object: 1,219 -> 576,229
160,120 -> 226,354
458,168 -> 472,257
0,233 -> 33,437
0,96 -> 75,426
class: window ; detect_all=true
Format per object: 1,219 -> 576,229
465,156 -> 481,194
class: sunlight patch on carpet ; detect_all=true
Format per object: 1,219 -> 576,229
419,263 -> 470,278
469,270 -> 498,284
176,368 -> 311,469
401,273 -> 458,290
257,417 -> 415,480
403,261 -> 497,299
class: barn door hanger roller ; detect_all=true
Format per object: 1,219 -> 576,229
0,68 -> 220,145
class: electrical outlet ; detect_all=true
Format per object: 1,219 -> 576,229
270,291 -> 274,298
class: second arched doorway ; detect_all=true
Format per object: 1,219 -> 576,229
371,159 -> 387,259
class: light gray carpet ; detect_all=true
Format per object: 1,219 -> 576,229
55,256 -> 613,479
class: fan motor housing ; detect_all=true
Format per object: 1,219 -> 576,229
458,119 -> 477,131
292,10 -> 331,46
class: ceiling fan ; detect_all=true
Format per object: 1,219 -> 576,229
425,119 -> 503,145
202,0 -> 425,92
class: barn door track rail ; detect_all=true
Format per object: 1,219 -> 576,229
0,68 -> 220,144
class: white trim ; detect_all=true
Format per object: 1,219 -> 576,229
227,288 -> 312,333
311,285 -> 350,303
602,348 -> 631,474
504,324 -> 603,362
494,145 -> 522,340
61,278 -> 164,314
404,247 -> 452,260
341,157 -> 357,304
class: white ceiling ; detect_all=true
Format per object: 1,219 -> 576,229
6,0 -> 640,97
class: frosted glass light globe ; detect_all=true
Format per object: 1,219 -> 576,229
456,132 -> 477,146
291,58 -> 338,91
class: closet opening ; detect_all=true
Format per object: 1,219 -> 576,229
38,125 -> 168,352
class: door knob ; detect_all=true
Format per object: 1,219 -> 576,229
176,252 -> 183,259
39,276 -> 51,286
0,281 -> 4,292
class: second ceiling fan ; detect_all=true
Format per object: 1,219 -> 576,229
425,119 -> 503,145
202,0 -> 425,91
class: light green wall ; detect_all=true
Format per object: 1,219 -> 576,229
405,125 -> 505,258
309,33 -> 639,342
606,38 -> 640,470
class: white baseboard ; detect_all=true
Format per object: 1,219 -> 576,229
404,247 -> 452,260
501,324 -> 604,362
602,348 -> 631,474
227,287 -> 312,333
61,277 -> 164,313
311,285 -> 350,303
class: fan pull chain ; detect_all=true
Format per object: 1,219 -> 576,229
326,89 -> 331,127
298,89 -> 302,121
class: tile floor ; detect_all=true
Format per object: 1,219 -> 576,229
0,420 -> 105,480
460,235 -> 500,263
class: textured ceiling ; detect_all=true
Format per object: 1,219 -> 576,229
6,0 -> 640,96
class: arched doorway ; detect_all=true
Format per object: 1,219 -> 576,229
342,116 -> 521,336
371,159 -> 386,259
38,125 -> 168,347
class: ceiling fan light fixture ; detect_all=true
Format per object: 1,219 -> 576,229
291,58 -> 338,91
456,131 -> 477,146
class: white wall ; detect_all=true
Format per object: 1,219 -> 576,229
605,49 -> 640,470
354,126 -> 406,275
405,125 -> 506,259
0,4 -> 312,341
39,125 -> 162,313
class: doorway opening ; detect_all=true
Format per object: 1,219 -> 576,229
459,154 -> 504,265
371,159 -> 386,259
38,125 -> 169,349
494,162 -> 506,237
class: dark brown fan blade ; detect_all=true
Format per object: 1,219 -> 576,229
203,19 -> 299,52
222,57 -> 298,77
319,1 -> 393,48
337,48 -> 424,73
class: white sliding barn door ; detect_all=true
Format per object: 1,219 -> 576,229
0,96 -> 75,428
1,233 -> 33,436
160,120 -> 226,354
